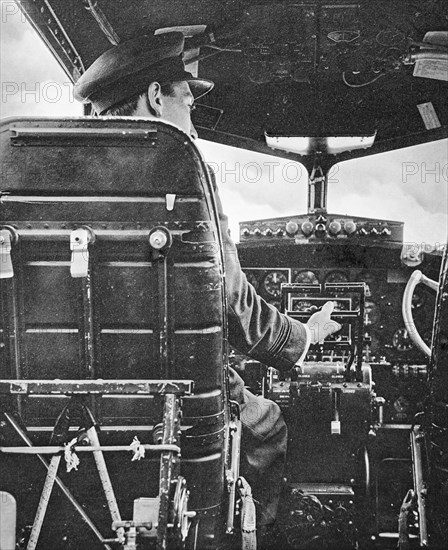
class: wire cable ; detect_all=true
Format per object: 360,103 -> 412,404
342,71 -> 386,88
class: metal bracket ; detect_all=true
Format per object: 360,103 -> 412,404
70,227 -> 95,278
0,226 -> 18,279
165,193 -> 176,211
226,401 -> 242,534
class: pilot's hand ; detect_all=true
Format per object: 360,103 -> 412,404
307,301 -> 342,344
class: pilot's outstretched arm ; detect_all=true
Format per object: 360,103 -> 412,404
222,225 -> 309,370
209,171 -> 339,370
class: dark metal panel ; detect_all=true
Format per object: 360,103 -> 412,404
12,1 -> 448,158
1,118 -> 209,195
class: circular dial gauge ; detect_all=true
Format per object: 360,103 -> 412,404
293,300 -> 314,312
392,328 -> 414,352
364,300 -> 380,326
325,270 -> 349,284
294,270 -> 319,285
244,270 -> 259,290
263,271 -> 288,298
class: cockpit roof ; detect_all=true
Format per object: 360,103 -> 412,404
15,0 -> 448,164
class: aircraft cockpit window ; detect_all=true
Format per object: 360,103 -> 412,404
1,1 -> 447,548
1,5 -> 82,118
327,141 -> 447,246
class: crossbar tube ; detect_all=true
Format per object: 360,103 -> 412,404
1,444 -> 181,454
0,379 -> 193,395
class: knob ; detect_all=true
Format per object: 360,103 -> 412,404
358,227 -> 368,236
253,228 -> 262,237
285,221 -> 299,235
315,223 -> 326,237
328,220 -> 341,236
263,228 -> 273,237
149,228 -> 169,249
344,221 -> 357,234
301,221 -> 314,236
241,227 -> 251,237
275,228 -> 285,237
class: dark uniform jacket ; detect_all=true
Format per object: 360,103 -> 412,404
209,171 -> 308,376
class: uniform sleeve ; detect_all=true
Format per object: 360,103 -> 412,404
209,170 -> 309,371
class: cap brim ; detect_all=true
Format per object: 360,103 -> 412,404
186,78 -> 214,100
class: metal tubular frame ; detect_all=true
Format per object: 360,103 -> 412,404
0,380 -> 192,549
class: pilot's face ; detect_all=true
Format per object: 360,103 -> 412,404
159,81 -> 197,139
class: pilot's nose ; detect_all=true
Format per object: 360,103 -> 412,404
190,122 -> 198,140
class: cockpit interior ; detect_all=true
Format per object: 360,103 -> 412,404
0,1 -> 447,549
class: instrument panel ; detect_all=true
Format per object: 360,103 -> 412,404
242,266 -> 437,364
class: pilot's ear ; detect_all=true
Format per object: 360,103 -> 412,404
147,82 -> 163,116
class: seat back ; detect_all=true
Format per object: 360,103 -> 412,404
0,117 -> 229,547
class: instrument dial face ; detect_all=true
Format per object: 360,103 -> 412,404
244,270 -> 259,290
263,271 -> 288,298
292,300 -> 314,312
294,270 -> 319,285
392,328 -> 414,352
325,270 -> 349,284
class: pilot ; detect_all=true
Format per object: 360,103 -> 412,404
74,31 -> 340,534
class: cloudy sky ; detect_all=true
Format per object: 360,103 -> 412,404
1,1 -> 447,246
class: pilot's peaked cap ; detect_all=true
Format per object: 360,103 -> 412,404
74,32 -> 214,114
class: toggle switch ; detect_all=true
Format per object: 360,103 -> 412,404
0,227 -> 18,279
70,227 -> 95,278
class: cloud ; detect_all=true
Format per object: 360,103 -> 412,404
332,141 -> 448,216
329,141 -> 448,244
198,140 -> 306,206
1,5 -> 81,118
198,138 -> 447,245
